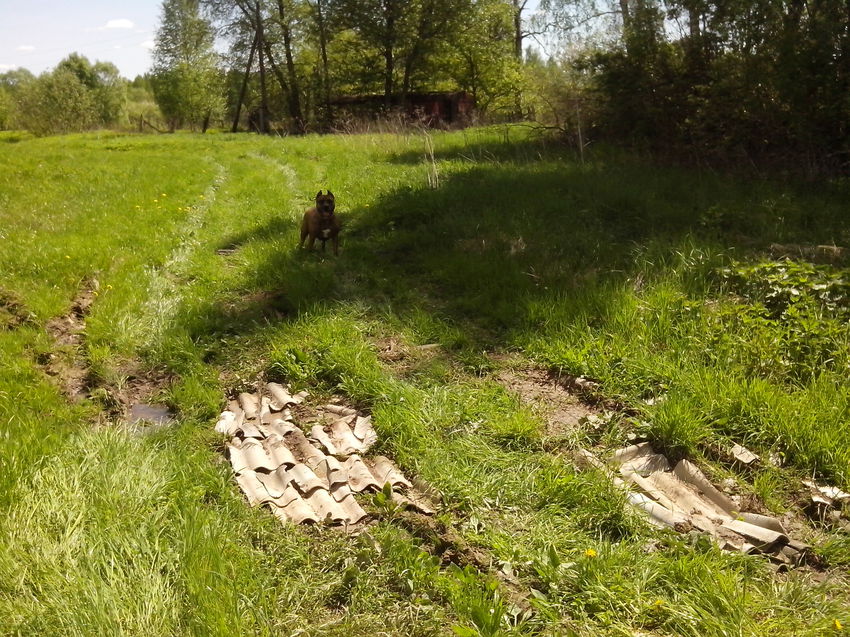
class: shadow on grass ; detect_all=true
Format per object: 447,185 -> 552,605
167,146 -> 850,368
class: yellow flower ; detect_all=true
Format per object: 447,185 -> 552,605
584,548 -> 597,558
653,599 -> 663,607
835,619 -> 843,631
64,255 -> 70,259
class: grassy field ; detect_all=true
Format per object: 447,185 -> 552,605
1,126 -> 849,636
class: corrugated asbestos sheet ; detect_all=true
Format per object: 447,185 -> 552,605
216,383 -> 430,528
578,443 -> 811,567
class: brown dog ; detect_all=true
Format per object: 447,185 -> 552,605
300,190 -> 340,255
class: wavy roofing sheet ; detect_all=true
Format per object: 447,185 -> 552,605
605,442 -> 810,565
216,383 -> 428,528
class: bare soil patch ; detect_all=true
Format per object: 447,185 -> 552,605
40,284 -> 173,422
43,287 -> 96,401
495,367 -> 596,437
374,336 -> 408,363
0,288 -> 35,329
114,364 -> 175,431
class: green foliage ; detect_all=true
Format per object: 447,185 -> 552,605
17,69 -> 98,136
575,0 -> 850,170
10,55 -> 126,136
0,68 -> 34,130
722,260 -> 850,319
0,88 -> 12,130
441,0 -> 522,117
56,53 -> 127,126
152,0 -> 223,131
2,128 -> 849,634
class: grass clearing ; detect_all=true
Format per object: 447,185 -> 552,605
1,127 -> 848,635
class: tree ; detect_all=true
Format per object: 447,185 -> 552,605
443,0 -> 519,114
330,0 -> 405,105
0,69 -> 35,130
17,69 -> 97,136
533,0 -> 850,170
152,0 -> 224,131
330,0 -> 469,105
55,54 -> 127,126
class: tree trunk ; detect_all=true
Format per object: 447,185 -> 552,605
276,0 -> 305,133
383,1 -> 397,108
686,4 -> 703,73
256,3 -> 269,134
512,0 -> 526,60
232,29 -> 258,133
313,0 -> 331,116
619,0 -> 631,33
401,50 -> 418,102
264,41 -> 290,95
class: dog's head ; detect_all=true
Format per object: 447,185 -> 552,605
315,190 -> 335,218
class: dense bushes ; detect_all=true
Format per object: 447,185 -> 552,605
584,0 -> 850,172
0,55 -> 127,136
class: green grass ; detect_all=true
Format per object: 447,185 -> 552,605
1,127 -> 849,635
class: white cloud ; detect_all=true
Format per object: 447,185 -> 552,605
17,45 -> 35,52
141,40 -> 155,50
101,19 -> 134,30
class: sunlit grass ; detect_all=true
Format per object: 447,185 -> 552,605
1,127 -> 848,635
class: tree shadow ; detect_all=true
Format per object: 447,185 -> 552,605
165,151 -> 850,365
216,217 -> 293,253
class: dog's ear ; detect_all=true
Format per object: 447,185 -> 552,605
316,190 -> 323,198
327,190 -> 334,198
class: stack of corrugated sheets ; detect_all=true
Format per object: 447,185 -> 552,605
215,383 -> 424,527
579,442 -> 810,566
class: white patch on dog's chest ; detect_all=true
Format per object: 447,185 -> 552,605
321,229 -> 331,238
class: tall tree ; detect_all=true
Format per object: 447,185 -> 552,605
332,0 -> 405,106
331,0 -> 466,105
273,0 -> 305,131
56,54 -> 126,126
152,0 -> 223,131
445,0 -> 519,113
308,0 -> 332,116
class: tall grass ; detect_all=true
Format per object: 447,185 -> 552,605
1,127 -> 848,635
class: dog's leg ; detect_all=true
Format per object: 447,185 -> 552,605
300,226 -> 309,249
321,239 -> 327,252
306,235 -> 316,250
332,235 -> 339,256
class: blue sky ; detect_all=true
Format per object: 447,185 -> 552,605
1,0 -> 542,79
0,0 -> 161,78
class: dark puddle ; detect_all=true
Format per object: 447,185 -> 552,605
127,403 -> 175,435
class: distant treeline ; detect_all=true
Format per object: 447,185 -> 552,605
1,0 -> 847,173
0,56 -> 162,136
